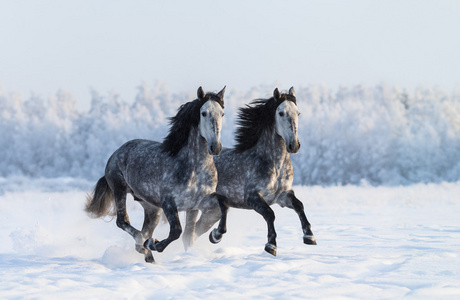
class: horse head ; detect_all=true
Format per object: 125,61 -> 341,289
274,87 -> 301,154
197,86 -> 226,156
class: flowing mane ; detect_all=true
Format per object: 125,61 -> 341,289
161,92 -> 224,156
234,93 -> 296,153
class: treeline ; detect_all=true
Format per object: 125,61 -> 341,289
1,82 -> 459,185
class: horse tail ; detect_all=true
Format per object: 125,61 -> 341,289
85,176 -> 116,218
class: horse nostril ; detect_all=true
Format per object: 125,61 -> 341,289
210,145 -> 215,153
288,144 -> 293,151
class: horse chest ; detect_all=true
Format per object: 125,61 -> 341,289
172,161 -> 216,194
186,169 -> 215,193
266,159 -> 285,186
259,160 -> 294,201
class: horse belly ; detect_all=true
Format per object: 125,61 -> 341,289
169,189 -> 208,210
216,182 -> 246,208
129,181 -> 162,206
167,171 -> 216,210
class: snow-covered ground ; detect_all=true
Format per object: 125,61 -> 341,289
0,179 -> 459,299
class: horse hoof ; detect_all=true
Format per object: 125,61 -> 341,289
264,243 -> 277,256
144,252 -> 155,263
209,229 -> 222,244
304,235 -> 317,245
144,238 -> 159,251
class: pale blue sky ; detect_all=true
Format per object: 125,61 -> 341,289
1,0 -> 459,109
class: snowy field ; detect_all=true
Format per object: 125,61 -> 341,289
0,179 -> 459,299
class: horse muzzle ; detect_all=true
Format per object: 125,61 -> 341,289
287,139 -> 301,154
209,141 -> 222,156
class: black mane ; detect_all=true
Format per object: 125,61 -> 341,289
161,92 -> 224,156
234,93 -> 296,153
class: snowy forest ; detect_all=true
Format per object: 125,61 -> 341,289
1,82 -> 460,186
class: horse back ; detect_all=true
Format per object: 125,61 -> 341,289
105,139 -> 217,210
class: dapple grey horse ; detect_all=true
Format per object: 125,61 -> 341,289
85,86 -> 228,262
184,87 -> 316,256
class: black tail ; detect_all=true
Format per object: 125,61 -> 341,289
85,176 -> 115,218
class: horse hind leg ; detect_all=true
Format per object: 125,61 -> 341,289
138,201 -> 162,263
286,191 -> 317,245
109,179 -> 146,258
144,195 -> 182,253
113,189 -> 142,240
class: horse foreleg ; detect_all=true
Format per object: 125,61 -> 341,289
208,194 -> 228,244
247,192 -> 277,256
182,210 -> 199,251
192,193 -> 228,244
286,191 -> 317,245
191,208 -> 219,242
144,196 -> 182,253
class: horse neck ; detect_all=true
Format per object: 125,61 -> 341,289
254,127 -> 288,163
179,126 -> 210,163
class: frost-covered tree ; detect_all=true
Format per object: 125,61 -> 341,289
1,83 -> 460,185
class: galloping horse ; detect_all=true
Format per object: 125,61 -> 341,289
85,86 -> 228,262
184,87 -> 316,256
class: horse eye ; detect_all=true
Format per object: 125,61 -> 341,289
201,112 -> 207,117
279,112 -> 285,117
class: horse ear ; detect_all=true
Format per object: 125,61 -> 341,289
197,86 -> 205,99
217,86 -> 226,100
289,86 -> 295,97
273,88 -> 281,100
